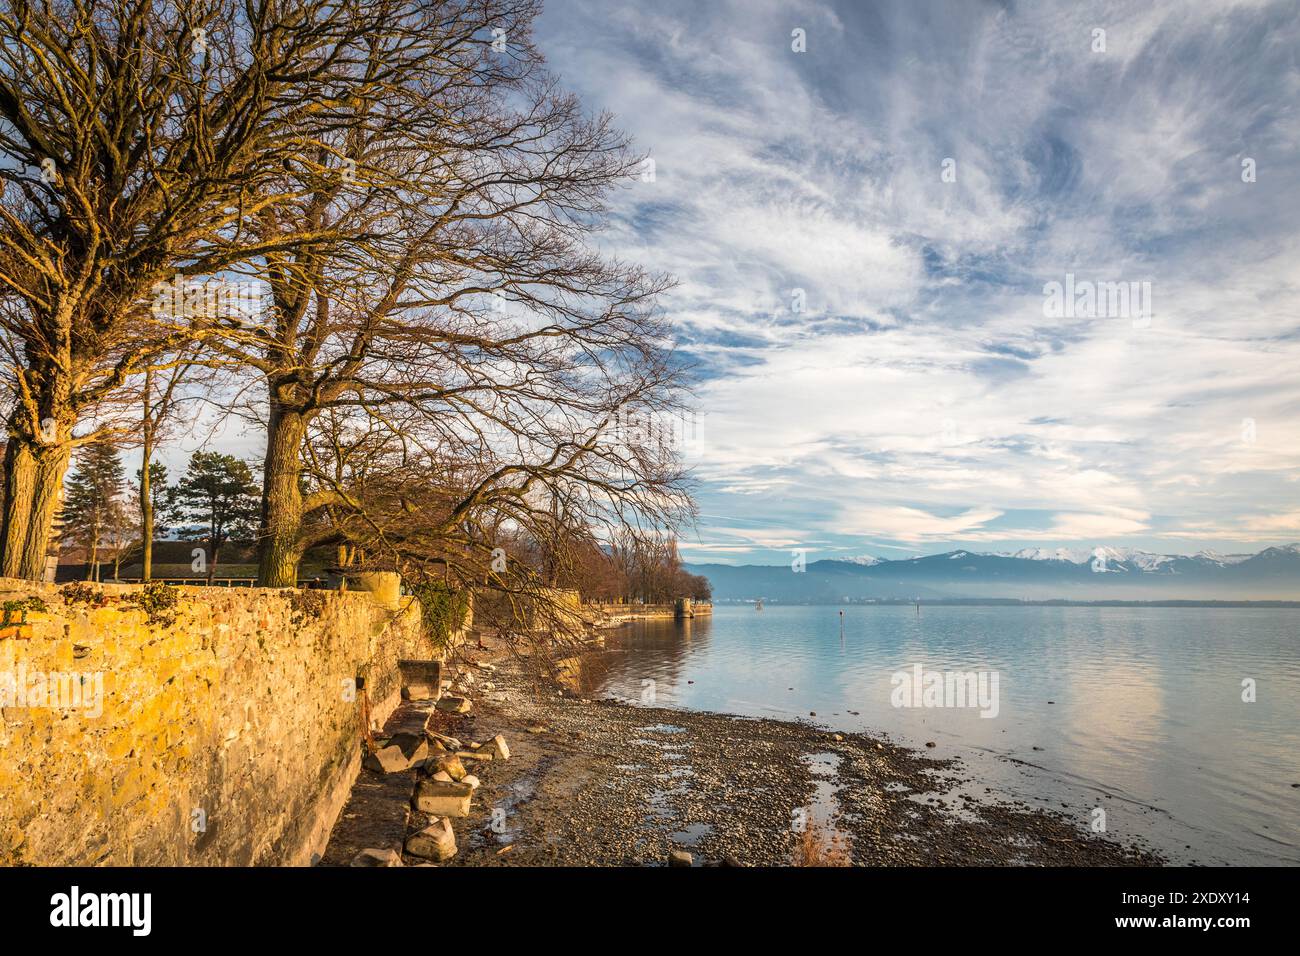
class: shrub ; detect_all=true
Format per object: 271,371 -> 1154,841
61,582 -> 108,607
2,595 -> 47,626
411,581 -> 470,649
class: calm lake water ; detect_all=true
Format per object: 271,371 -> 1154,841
579,604 -> 1300,865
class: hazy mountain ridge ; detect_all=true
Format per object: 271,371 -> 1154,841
687,544 -> 1300,602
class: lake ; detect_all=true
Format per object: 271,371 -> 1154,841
577,604 -> 1300,865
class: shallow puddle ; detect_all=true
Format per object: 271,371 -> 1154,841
670,822 -> 714,846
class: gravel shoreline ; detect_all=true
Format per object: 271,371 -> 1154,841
412,636 -> 1164,867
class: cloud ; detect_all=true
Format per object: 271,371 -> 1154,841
832,506 -> 1005,542
538,0 -> 1300,562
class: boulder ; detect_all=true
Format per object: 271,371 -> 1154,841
668,850 -> 693,867
350,848 -> 402,867
427,752 -> 468,781
413,780 -> 474,818
435,696 -> 472,714
405,819 -> 457,861
462,775 -> 480,789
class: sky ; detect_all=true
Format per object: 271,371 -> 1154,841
532,0 -> 1300,565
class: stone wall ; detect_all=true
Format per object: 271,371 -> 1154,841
0,579 -> 428,866
596,602 -> 714,621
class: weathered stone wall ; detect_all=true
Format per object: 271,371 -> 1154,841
596,602 -> 714,621
0,580 -> 428,866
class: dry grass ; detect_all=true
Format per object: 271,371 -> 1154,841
793,820 -> 853,867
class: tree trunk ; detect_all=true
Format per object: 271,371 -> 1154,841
0,433 -> 71,581
208,537 -> 221,585
141,369 -> 154,582
0,440 -> 37,579
257,405 -> 308,587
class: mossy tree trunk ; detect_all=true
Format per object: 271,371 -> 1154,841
1,426 -> 72,581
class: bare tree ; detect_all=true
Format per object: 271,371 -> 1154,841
136,352 -> 215,580
0,0 -> 418,578
193,0 -> 691,587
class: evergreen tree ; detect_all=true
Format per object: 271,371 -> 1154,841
165,453 -> 259,583
61,444 -> 130,581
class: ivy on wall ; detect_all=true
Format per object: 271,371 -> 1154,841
410,582 -> 469,649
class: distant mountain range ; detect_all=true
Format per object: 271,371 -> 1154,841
686,544 -> 1300,602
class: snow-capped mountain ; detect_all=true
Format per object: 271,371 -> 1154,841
1008,547 -> 1096,563
687,544 -> 1300,602
1005,546 -> 1177,569
1003,545 -> 1277,571
1191,550 -> 1255,566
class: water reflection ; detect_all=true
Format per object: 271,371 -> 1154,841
580,605 -> 1300,865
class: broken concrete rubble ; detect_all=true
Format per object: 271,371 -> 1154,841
363,732 -> 429,774
435,696 -> 472,714
426,753 -> 468,781
426,731 -> 462,750
405,818 -> 457,861
413,779 -> 474,818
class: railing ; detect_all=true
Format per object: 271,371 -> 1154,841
108,577 -> 257,587
104,577 -> 331,589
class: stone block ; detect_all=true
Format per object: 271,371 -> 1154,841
398,659 -> 442,700
365,742 -> 416,775
405,818 -> 456,861
412,780 -> 474,818
426,753 -> 467,781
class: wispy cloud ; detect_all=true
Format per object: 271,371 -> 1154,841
538,0 -> 1300,562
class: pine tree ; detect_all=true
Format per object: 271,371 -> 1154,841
61,444 -> 130,581
165,453 -> 260,583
